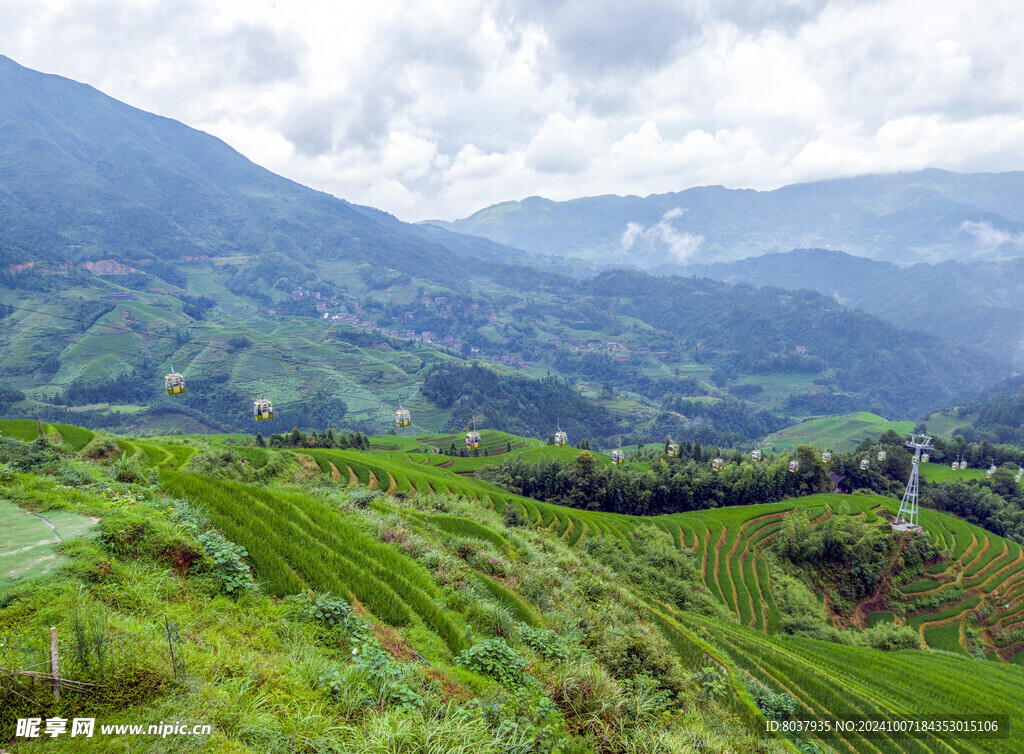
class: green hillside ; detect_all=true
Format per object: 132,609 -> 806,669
764,412 -> 915,452
3,422 -> 1024,751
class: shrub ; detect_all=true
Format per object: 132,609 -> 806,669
692,665 -> 729,701
98,507 -> 202,573
197,529 -> 255,595
503,503 -> 527,527
860,620 -> 921,651
457,638 -> 527,686
347,488 -> 380,508
520,626 -> 570,662
744,676 -> 796,721
289,593 -> 370,643
110,452 -> 147,484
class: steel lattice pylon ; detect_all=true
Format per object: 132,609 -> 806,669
894,434 -> 934,531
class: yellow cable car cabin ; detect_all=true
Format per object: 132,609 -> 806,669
395,408 -> 411,428
466,430 -> 482,450
1016,469 -> 1022,483
788,459 -> 799,473
860,458 -> 870,470
951,461 -> 959,470
712,457 -> 725,471
253,399 -> 274,421
821,450 -> 832,463
986,464 -> 997,479
610,449 -> 625,465
164,372 -> 185,396
554,430 -> 568,447
751,449 -> 762,461
666,442 -> 679,458
921,452 -> 930,463
912,455 -> 919,466
877,450 -> 887,461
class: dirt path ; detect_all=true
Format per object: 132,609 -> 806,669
328,462 -> 343,482
368,471 -> 379,490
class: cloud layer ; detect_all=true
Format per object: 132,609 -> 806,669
2,0 -> 1023,221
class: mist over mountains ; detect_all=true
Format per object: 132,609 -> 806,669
428,170 -> 1024,267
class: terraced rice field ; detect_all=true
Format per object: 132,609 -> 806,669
764,412 -> 915,453
45,420 -> 1024,665
9,420 -> 1024,753
674,611 -> 1024,753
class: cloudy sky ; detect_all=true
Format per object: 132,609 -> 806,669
2,0 -> 1023,221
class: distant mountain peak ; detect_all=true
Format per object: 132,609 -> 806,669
437,170 -> 1024,267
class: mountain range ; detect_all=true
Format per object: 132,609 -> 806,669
0,54 -> 535,289
428,170 -> 1024,267
682,248 -> 1024,367
0,53 -> 1016,438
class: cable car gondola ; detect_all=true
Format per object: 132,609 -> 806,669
1015,467 -> 1022,484
921,452 -> 930,463
860,458 -> 870,470
164,358 -> 185,396
951,459 -> 959,470
253,399 -> 273,421
394,397 -> 411,428
986,464 -> 997,479
877,450 -> 887,461
253,379 -> 273,421
788,459 -> 800,473
610,449 -> 625,465
465,418 -> 482,450
751,449 -> 762,462
553,420 -> 568,447
821,449 -> 832,463
912,455 -> 919,466
666,441 -> 679,458
712,456 -> 725,471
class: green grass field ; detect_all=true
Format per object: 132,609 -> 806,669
921,410 -> 975,439
764,412 -> 915,452
919,461 -> 992,483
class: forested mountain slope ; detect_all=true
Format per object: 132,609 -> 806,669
683,249 -> 1024,363
0,54 -> 532,287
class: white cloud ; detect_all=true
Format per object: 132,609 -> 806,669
2,0 -> 1024,220
959,221 -> 1024,248
619,208 -> 703,262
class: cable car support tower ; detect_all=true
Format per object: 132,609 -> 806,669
894,434 -> 933,532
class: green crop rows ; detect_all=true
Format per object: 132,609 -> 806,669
18,419 -> 1024,752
